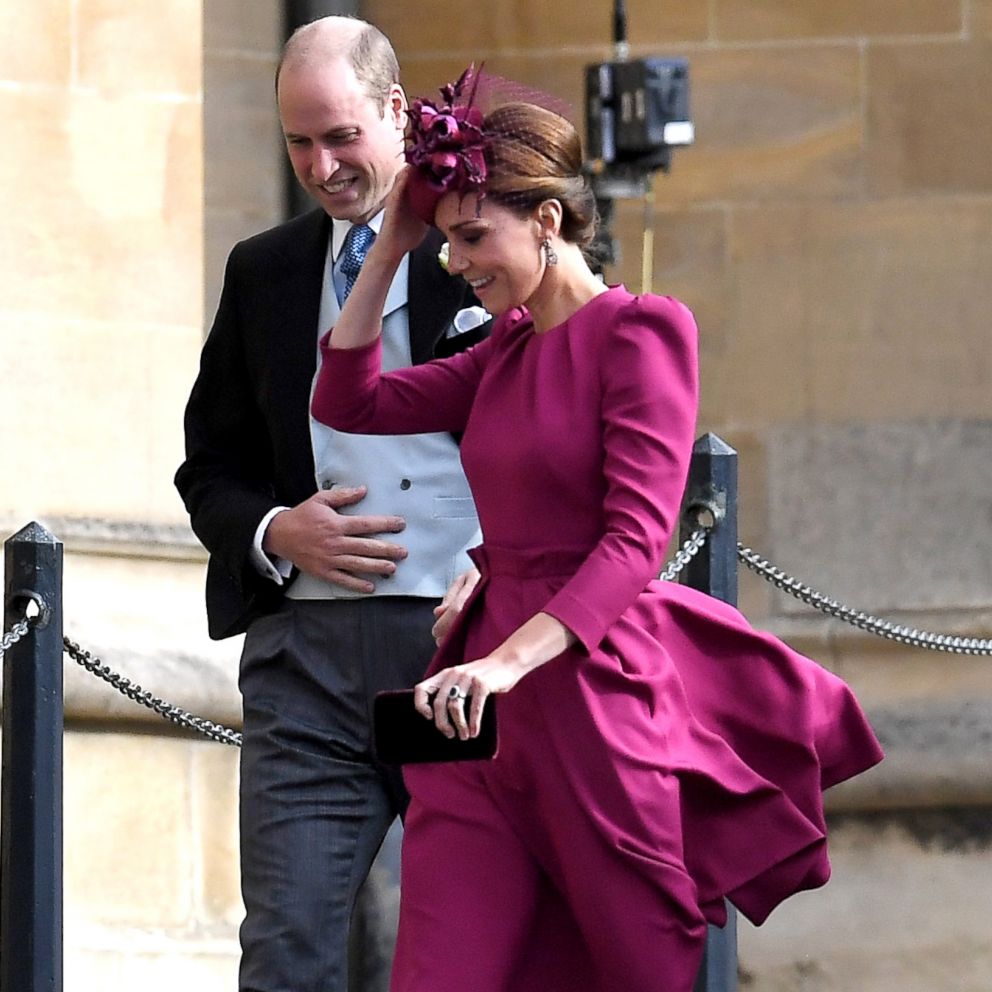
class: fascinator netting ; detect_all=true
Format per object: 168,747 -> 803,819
403,64 -> 574,224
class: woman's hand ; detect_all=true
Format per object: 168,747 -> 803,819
413,612 -> 579,741
431,567 -> 481,644
414,654 -> 527,742
330,169 -> 429,351
376,168 -> 429,261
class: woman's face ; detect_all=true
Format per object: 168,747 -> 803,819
434,192 -> 543,315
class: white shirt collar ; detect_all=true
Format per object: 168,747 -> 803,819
331,211 -> 385,262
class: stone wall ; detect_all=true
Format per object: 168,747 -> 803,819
0,0 -> 203,523
202,1 -> 284,324
64,733 -> 241,987
2,2 -> 991,990
0,1 -> 247,987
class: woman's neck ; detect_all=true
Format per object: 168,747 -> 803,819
525,242 -> 609,334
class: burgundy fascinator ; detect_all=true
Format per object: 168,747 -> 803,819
404,65 -> 488,224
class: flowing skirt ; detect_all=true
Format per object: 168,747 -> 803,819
390,545 -> 883,992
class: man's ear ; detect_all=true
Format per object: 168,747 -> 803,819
388,84 -> 408,128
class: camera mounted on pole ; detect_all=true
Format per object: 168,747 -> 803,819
584,1 -> 694,281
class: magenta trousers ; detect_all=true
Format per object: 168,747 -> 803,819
389,682 -> 708,992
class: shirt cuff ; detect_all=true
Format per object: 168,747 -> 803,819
251,507 -> 293,584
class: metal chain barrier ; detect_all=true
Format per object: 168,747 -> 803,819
61,635 -> 243,747
660,528 -> 709,581
3,528 -> 989,750
3,611 -> 242,745
737,542 -> 992,655
0,617 -> 32,659
663,529 -> 992,655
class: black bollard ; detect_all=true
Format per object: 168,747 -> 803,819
681,435 -> 739,992
681,433 -> 738,606
2,522 -> 64,992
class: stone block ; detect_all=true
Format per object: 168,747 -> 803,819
0,0 -> 71,85
765,421 -> 992,614
974,0 -> 992,38
202,9 -> 282,336
64,732 -> 195,926
625,0 -> 710,47
867,40 -> 992,195
610,203 -> 732,360
60,551 -> 242,727
365,0 -> 706,55
204,206 -> 284,327
205,0 -> 281,54
715,0 -> 962,41
865,697 -> 992,808
696,204 -> 811,425
656,47 -> 864,206
191,744 -> 243,925
718,199 -> 992,427
781,625 -> 992,712
67,938 -> 239,992
0,89 -> 203,328
204,51 -> 283,214
399,52 -> 592,124
76,0 -> 201,97
738,810 -> 992,992
0,314 -> 204,521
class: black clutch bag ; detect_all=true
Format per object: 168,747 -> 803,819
373,689 -> 498,765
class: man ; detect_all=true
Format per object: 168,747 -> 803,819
175,17 -> 486,992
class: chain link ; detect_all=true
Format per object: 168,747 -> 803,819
737,544 -> 992,655
657,530 -> 992,655
660,528 -> 710,581
62,636 -> 243,746
1,617 -> 33,658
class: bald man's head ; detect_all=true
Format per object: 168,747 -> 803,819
277,16 -> 399,109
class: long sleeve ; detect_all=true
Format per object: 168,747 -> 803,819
541,295 -> 699,652
312,328 -> 496,436
175,244 -> 285,595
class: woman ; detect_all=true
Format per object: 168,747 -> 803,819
312,70 -> 883,992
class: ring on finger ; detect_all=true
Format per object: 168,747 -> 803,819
447,685 -> 468,702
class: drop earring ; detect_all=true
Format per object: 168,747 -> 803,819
541,236 -> 558,266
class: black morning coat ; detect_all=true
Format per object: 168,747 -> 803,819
175,208 -> 488,640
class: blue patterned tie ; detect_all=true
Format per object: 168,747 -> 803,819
339,224 -> 375,302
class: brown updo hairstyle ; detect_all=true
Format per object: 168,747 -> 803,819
482,103 -> 598,248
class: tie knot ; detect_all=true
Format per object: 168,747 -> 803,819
340,224 -> 376,299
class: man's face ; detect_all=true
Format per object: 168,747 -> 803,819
278,58 -> 406,223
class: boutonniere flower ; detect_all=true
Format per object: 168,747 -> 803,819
438,242 -> 450,272
448,305 -> 491,338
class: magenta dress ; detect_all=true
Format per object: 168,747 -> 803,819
313,286 -> 883,992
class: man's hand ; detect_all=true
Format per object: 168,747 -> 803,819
431,568 -> 481,644
263,487 -> 407,593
